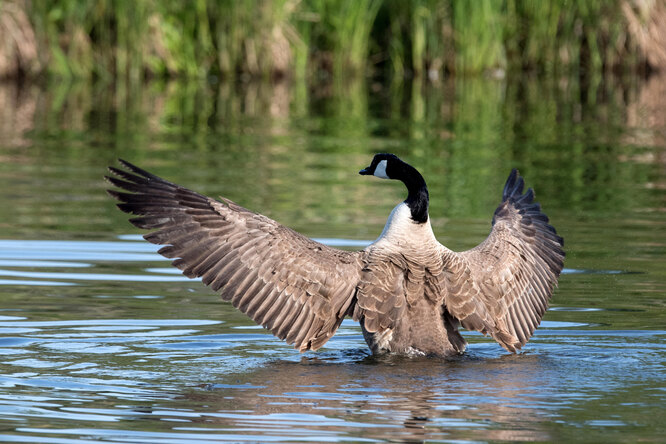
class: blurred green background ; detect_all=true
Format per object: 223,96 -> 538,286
1,0 -> 664,81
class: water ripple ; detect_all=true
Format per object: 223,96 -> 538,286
0,238 -> 662,443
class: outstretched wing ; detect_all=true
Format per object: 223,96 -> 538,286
106,160 -> 362,352
441,169 -> 564,352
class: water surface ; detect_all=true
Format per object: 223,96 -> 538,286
0,75 -> 664,442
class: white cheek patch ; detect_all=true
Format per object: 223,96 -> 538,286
374,160 -> 389,179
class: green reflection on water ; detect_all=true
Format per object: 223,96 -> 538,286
1,75 -> 663,228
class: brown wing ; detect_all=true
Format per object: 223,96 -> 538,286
441,169 -> 565,352
106,160 -> 362,352
351,251 -> 407,333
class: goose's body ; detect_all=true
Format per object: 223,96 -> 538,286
107,154 -> 564,357
355,202 -> 462,356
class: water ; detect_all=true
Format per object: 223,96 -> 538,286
0,74 -> 664,442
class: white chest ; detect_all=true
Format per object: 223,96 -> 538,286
373,203 -> 438,249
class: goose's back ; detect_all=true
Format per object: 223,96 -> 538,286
352,208 -> 466,356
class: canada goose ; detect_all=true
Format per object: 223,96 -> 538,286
107,154 -> 564,357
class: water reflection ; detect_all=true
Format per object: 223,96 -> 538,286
1,78 -> 663,244
191,355 -> 554,442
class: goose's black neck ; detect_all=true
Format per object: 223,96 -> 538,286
398,163 -> 429,224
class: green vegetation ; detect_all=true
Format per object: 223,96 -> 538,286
0,0 -> 659,80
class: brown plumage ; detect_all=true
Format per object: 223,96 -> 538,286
107,154 -> 564,356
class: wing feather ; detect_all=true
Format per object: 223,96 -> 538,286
441,169 -> 564,352
351,254 -> 408,333
106,159 -> 362,352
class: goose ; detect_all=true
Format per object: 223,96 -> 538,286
106,154 -> 564,357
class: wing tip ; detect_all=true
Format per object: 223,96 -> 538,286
495,330 -> 522,354
502,168 -> 564,256
106,166 -> 125,178
109,159 -> 140,172
106,188 -> 124,202
503,168 -> 524,201
108,159 -> 169,184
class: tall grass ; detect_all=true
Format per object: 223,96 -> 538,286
0,0 -> 657,80
503,0 -> 640,75
308,0 -> 383,77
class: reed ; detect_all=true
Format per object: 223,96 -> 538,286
380,0 -> 449,79
306,0 -> 383,77
503,0 -> 640,75
451,0 -> 505,74
0,0 -> 656,80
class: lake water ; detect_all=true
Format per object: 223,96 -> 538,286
0,74 -> 664,442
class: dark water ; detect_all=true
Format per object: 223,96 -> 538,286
0,74 -> 664,442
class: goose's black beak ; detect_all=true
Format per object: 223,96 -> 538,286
359,166 -> 372,175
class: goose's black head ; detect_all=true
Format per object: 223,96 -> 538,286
359,153 -> 400,179
359,153 -> 429,224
